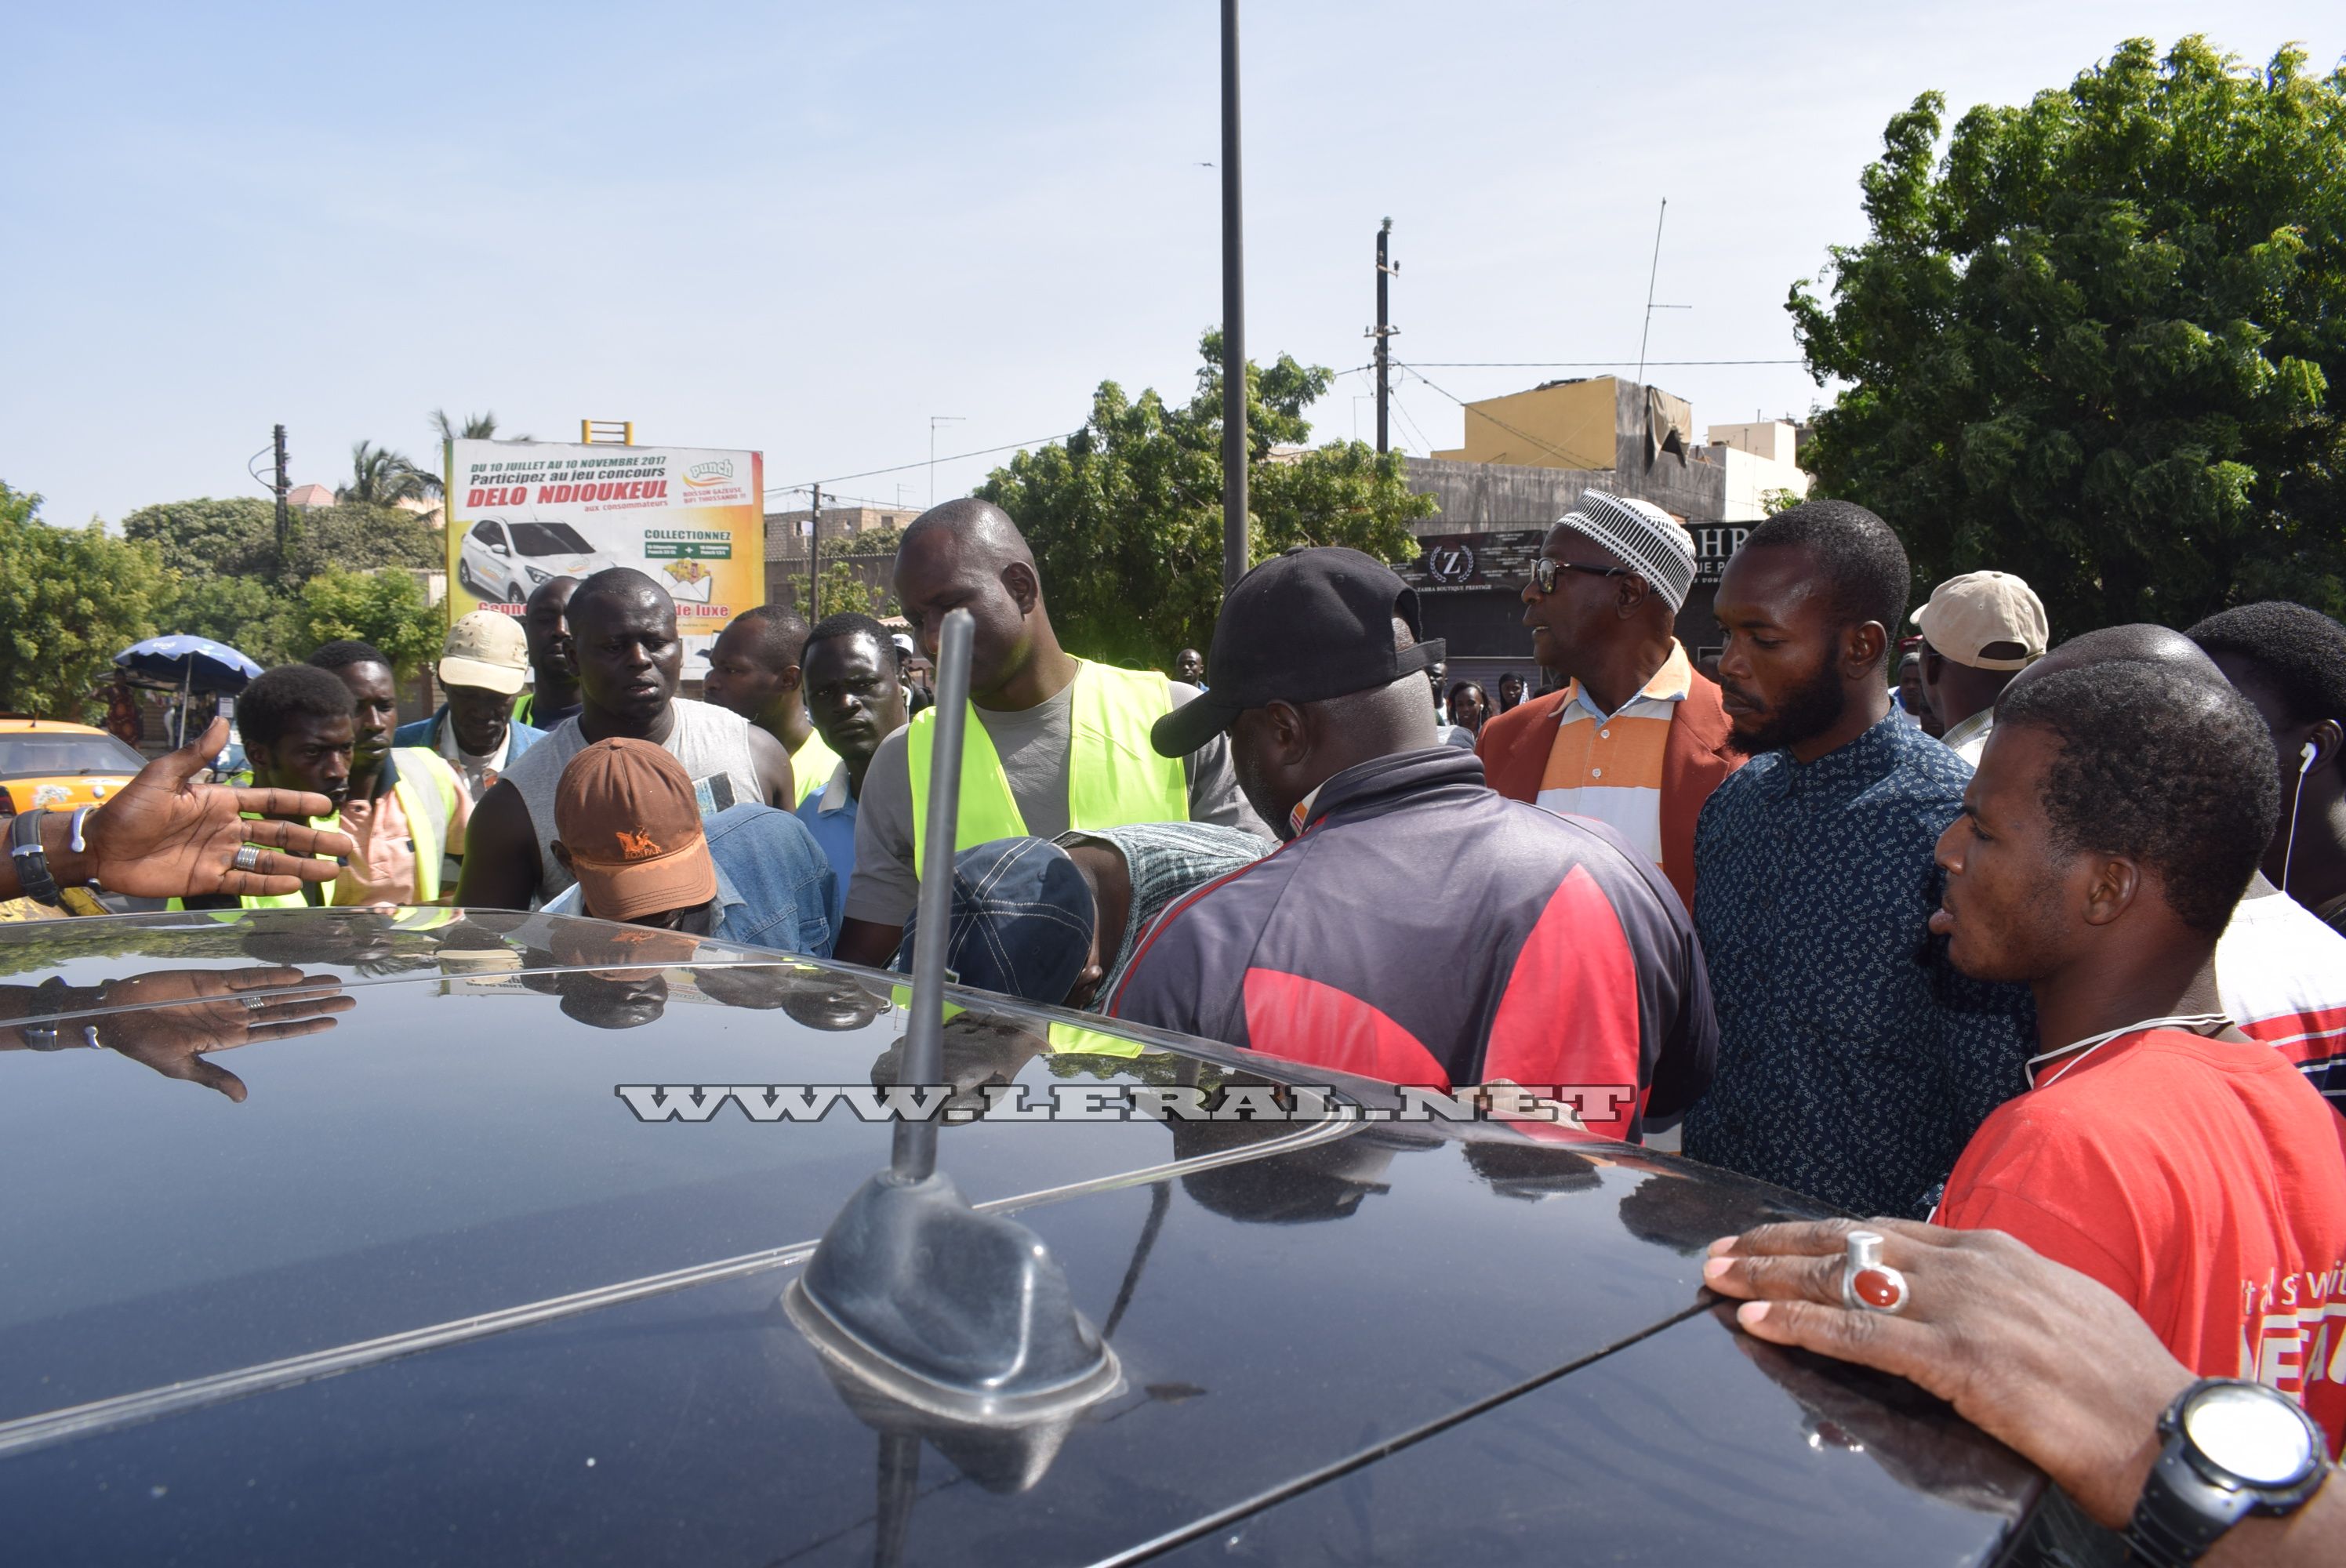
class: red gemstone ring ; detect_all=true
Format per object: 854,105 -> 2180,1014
1840,1229 -> 1909,1315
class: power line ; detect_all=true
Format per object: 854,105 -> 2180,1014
773,431 -> 1080,495
1388,389 -> 1438,456
1400,358 -> 1805,368
1397,364 -> 1614,470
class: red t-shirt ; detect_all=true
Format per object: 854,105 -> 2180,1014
1936,1027 -> 2346,1454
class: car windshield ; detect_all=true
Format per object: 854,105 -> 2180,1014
508,521 -> 593,557
0,734 -> 147,778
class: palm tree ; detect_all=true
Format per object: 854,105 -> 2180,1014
428,408 -> 499,444
338,441 -> 435,506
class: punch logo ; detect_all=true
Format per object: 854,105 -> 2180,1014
615,828 -> 662,858
681,459 -> 735,487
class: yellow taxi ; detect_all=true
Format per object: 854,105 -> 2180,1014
0,718 -> 147,815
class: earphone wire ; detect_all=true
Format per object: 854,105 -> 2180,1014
2282,742 -> 2315,894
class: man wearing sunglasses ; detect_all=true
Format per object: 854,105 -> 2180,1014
1476,491 -> 1741,913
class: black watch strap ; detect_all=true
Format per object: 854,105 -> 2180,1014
2126,1379 -> 2331,1566
9,808 -> 60,905
2126,1444 -> 2258,1566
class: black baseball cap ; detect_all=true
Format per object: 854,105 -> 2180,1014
1151,546 -> 1444,757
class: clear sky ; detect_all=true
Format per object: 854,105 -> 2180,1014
6,2 -> 2341,530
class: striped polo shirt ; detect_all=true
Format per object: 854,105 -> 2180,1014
1533,643 -> 1693,880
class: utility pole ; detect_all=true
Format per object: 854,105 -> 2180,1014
808,484 -> 823,625
271,423 -> 291,580
1368,218 -> 1399,455
1219,0 -> 1247,593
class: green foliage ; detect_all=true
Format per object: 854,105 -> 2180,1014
338,441 -> 437,507
123,495 -> 441,586
294,568 -> 443,676
812,560 -> 897,619
821,524 -> 906,564
0,483 -> 172,719
975,331 -> 1434,665
172,576 -> 302,669
1791,37 -> 2346,632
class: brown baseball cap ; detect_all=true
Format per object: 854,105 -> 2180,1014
553,738 -> 717,922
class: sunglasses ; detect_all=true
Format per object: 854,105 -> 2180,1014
1528,557 -> 1632,595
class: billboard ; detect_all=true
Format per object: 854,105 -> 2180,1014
442,439 -> 764,661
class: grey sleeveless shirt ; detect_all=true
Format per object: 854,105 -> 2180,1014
503,697 -> 764,903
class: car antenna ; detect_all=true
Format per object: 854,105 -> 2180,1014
786,607 -> 1120,1425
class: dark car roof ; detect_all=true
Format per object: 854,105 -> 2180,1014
0,909 -> 2045,1564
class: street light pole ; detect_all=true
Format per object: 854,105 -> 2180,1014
1219,0 -> 1247,594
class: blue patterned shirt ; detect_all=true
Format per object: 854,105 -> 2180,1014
1680,712 -> 2035,1216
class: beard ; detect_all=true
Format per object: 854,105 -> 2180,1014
1724,658 -> 1849,757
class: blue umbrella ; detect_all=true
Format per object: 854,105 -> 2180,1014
114,636 -> 264,746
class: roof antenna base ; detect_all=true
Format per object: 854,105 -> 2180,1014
787,1169 -> 1121,1426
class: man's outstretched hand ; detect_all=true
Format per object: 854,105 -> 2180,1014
75,717 -> 355,899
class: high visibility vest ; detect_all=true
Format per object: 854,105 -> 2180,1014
905,660 -> 1187,878
381,749 -> 463,906
884,982 -> 1145,1058
167,810 -> 340,912
792,728 -> 842,807
164,750 -> 461,911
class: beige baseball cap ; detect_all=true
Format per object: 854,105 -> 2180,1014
1911,571 -> 2048,671
439,610 -> 531,695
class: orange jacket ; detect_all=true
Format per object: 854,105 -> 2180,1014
1475,670 -> 1743,912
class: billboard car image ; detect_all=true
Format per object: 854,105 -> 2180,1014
444,439 -> 764,661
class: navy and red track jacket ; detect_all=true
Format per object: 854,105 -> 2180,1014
1105,749 -> 1718,1142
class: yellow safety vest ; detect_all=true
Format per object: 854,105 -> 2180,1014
378,749 -> 463,906
905,659 -> 1187,879
791,728 -> 842,807
167,810 -> 341,912
884,983 -> 1145,1058
164,750 -> 461,910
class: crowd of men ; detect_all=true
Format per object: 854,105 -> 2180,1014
41,481 -> 2346,1482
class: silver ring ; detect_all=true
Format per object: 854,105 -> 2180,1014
1841,1229 -> 1909,1315
232,845 -> 264,873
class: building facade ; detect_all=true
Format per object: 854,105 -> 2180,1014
1401,376 -> 1807,693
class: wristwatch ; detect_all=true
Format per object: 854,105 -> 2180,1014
2125,1377 -> 2330,1565
9,808 -> 60,905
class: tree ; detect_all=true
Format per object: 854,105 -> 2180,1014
975,331 -> 1433,665
172,576 -> 302,670
338,441 -> 436,507
424,411 -> 512,498
294,568 -> 442,677
0,483 -> 172,719
121,497 -> 281,579
1790,37 -> 2346,633
125,495 -> 441,588
428,408 -> 499,444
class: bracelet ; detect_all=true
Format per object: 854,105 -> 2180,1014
68,806 -> 93,855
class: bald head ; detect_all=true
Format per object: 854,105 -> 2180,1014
568,567 -> 674,635
900,498 -> 1036,575
2003,623 -> 2224,705
893,499 -> 1061,702
725,604 -> 810,671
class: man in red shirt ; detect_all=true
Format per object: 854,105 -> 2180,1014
1927,658 -> 2346,1450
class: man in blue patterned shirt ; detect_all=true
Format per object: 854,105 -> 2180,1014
1682,503 -> 2035,1215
